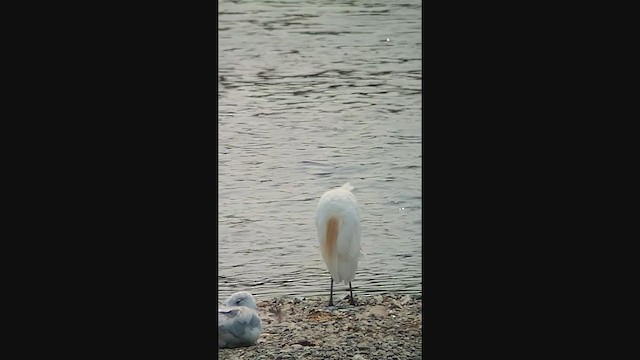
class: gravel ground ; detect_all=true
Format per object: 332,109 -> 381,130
218,292 -> 423,360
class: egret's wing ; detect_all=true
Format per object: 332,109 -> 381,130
317,192 -> 341,280
334,186 -> 361,261
336,208 -> 360,259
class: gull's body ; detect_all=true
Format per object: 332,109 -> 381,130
218,292 -> 262,348
316,182 -> 361,306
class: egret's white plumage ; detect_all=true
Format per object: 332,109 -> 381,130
218,291 -> 262,348
316,182 -> 361,305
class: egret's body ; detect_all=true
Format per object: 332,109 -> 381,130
218,291 -> 262,348
316,182 -> 361,306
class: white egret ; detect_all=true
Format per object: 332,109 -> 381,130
316,182 -> 361,306
218,291 -> 262,348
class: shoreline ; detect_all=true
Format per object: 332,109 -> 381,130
218,292 -> 423,360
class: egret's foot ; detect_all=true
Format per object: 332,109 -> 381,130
350,296 -> 357,306
328,299 -> 334,307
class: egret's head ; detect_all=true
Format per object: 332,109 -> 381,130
225,291 -> 258,310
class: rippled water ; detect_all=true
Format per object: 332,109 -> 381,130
218,0 -> 422,303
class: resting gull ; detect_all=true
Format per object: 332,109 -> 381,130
218,291 -> 262,348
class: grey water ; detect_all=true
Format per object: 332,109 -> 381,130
218,0 -> 422,303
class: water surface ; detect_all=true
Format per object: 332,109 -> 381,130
218,0 -> 422,302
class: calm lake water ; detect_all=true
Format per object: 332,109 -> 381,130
218,0 -> 422,303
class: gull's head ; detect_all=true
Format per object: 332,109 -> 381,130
225,291 -> 258,310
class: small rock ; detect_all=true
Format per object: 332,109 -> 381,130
291,344 -> 303,350
367,305 -> 387,318
294,339 -> 316,347
353,355 -> 367,360
374,295 -> 384,304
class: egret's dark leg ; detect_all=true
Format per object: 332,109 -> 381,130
349,282 -> 356,305
328,278 -> 334,306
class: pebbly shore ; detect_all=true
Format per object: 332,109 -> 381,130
218,292 -> 423,360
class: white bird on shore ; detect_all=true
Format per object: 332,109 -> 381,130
316,182 -> 361,306
218,291 -> 262,348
